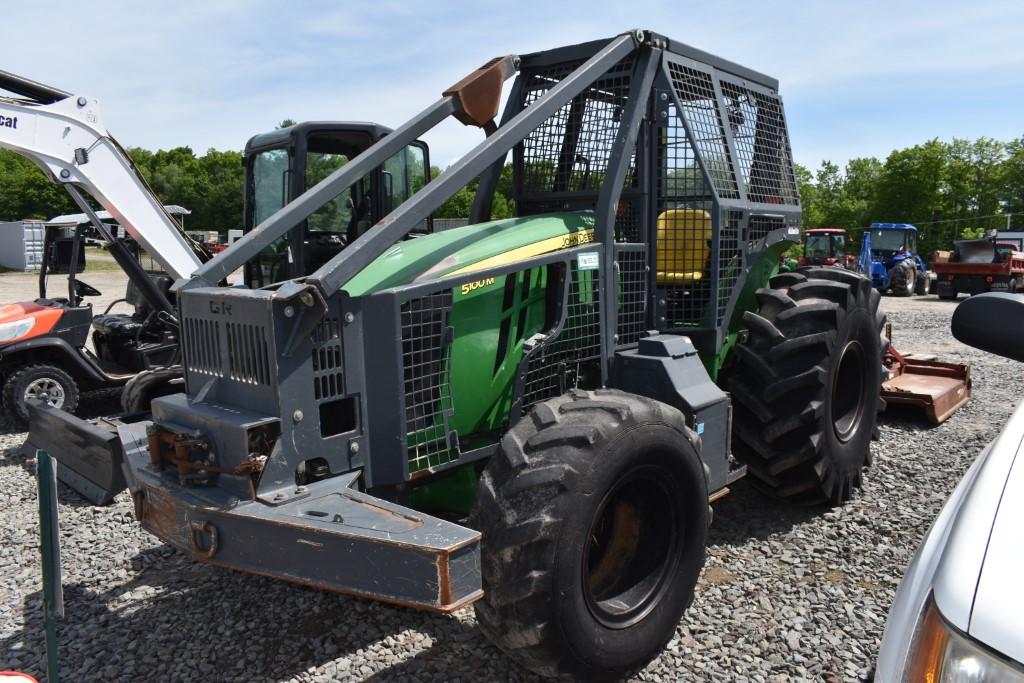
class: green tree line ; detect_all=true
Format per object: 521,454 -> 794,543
796,137 -> 1024,255
3,135 -> 1023,257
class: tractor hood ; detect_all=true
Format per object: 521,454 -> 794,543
343,212 -> 596,296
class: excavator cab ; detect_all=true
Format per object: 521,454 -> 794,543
242,122 -> 431,286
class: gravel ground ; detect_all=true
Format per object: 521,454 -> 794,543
0,294 -> 1016,682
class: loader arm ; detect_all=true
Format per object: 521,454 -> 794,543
0,70 -> 206,280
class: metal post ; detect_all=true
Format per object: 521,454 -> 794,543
36,449 -> 63,683
469,77 -> 525,224
594,46 -> 661,384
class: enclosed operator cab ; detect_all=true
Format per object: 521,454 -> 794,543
243,122 -> 431,286
801,228 -> 848,266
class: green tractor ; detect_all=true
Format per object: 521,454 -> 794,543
33,31 -> 885,679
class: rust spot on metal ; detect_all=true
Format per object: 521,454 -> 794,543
188,520 -> 219,559
883,331 -> 971,424
708,487 -> 731,504
131,489 -> 147,521
437,551 -> 452,608
147,423 -> 266,479
443,55 -> 518,129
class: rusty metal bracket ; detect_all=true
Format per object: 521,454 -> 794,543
443,55 -> 519,128
188,520 -> 218,559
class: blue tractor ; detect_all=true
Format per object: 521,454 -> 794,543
858,222 -> 929,296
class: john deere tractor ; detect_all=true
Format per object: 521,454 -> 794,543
32,31 -> 885,679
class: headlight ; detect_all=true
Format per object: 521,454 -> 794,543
0,317 -> 35,342
905,596 -> 1024,681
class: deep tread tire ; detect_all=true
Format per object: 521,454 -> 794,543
888,260 -> 916,297
472,389 -> 708,680
724,267 -> 885,505
914,272 -> 929,295
121,366 -> 184,413
2,364 -> 80,424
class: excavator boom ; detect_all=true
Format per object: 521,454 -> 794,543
0,70 -> 205,280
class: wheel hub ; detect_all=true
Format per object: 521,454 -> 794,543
582,466 -> 680,629
831,340 -> 866,443
24,377 -> 66,409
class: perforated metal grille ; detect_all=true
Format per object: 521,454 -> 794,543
518,57 -> 637,196
521,261 -> 601,410
401,291 -> 457,473
716,211 -> 744,325
657,102 -> 714,327
666,62 -> 739,199
311,316 -> 344,401
183,318 -> 223,378
748,214 -> 785,245
224,322 -> 270,385
616,246 -> 648,345
720,80 -> 800,205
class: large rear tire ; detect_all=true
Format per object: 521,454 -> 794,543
472,389 -> 708,680
3,363 -> 80,425
723,267 -> 885,505
889,260 -> 915,297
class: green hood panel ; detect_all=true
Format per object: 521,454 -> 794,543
343,211 -> 595,296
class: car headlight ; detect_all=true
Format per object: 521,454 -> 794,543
0,317 -> 35,342
905,596 -> 1024,682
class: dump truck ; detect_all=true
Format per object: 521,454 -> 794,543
19,30 -> 963,678
931,235 -> 1024,299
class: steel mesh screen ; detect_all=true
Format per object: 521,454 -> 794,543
666,61 -> 740,200
521,260 -> 601,410
615,197 -> 645,243
716,211 -> 744,325
518,57 -> 637,197
657,102 -> 714,327
615,245 -> 648,345
720,80 -> 800,205
401,291 -> 457,473
748,214 -> 785,245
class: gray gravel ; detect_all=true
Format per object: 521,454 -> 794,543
0,294 -> 1016,682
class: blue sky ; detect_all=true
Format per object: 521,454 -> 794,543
3,0 -> 1023,173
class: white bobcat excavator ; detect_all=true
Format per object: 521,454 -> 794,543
0,69 -> 208,429
1,70 -> 431,502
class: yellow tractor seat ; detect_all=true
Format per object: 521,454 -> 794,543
655,208 -> 712,285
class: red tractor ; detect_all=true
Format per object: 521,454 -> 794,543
800,228 -> 853,268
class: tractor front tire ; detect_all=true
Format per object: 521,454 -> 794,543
3,363 -> 80,424
724,267 -> 885,505
472,389 -> 708,680
889,260 -> 916,296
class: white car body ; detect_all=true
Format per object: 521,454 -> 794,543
876,397 -> 1024,679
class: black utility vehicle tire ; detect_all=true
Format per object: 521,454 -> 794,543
3,363 -> 80,424
472,389 -> 708,680
889,260 -> 916,297
724,267 -> 885,505
121,366 -> 184,413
